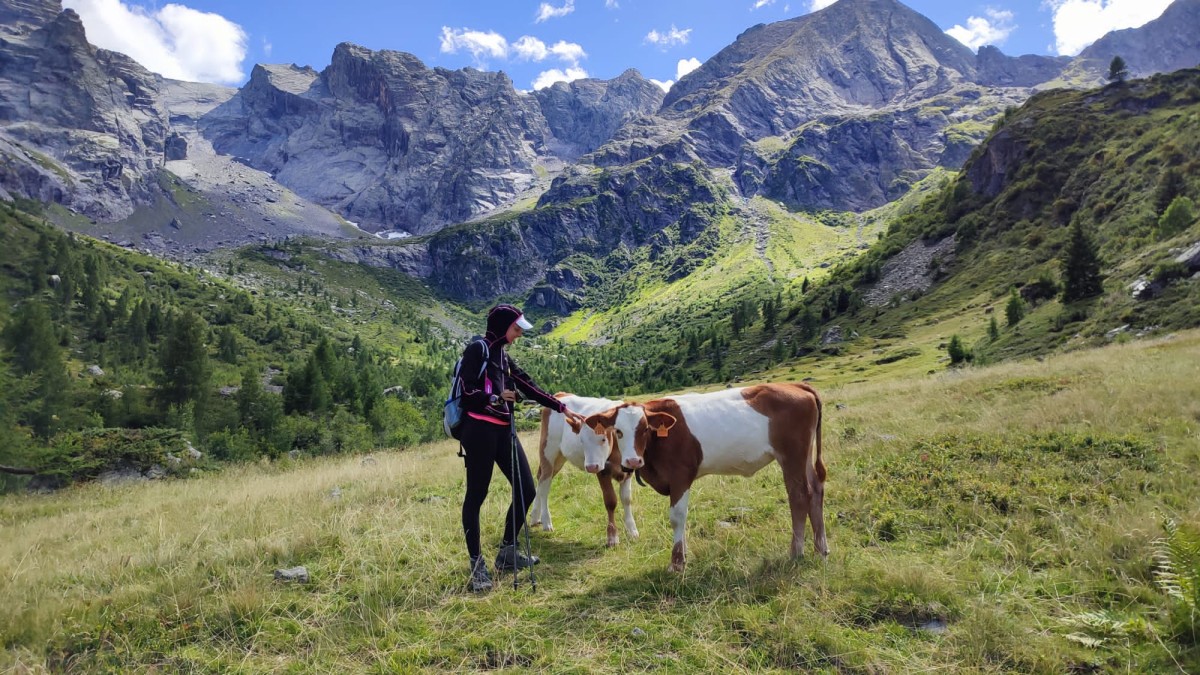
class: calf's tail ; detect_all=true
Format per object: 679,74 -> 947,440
813,391 -> 826,483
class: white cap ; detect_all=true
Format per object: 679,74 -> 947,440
515,315 -> 533,330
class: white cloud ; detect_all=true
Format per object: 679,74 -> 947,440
63,0 -> 247,84
1046,0 -> 1173,55
512,35 -> 548,61
606,0 -> 619,7
946,9 -> 1016,50
752,0 -> 775,9
532,66 -> 589,90
809,0 -> 837,11
644,25 -> 692,48
549,40 -> 586,64
440,26 -> 508,63
650,78 -> 673,92
535,0 -> 574,23
676,57 -> 701,79
261,37 -> 272,58
511,36 -> 585,65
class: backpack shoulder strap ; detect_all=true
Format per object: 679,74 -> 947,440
474,339 -> 489,378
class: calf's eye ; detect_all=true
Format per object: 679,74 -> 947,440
616,430 -> 624,439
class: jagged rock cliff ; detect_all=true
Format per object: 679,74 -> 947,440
1073,0 -> 1200,82
203,46 -> 663,235
0,6 -> 167,219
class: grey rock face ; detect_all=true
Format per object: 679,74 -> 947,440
205,46 -> 661,235
975,47 -> 1071,88
532,69 -> 664,160
0,5 -> 168,220
1074,0 -> 1200,81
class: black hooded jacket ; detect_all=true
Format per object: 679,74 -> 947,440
458,305 -> 565,423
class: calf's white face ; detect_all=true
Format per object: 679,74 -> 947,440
578,422 -> 611,472
610,406 -> 647,469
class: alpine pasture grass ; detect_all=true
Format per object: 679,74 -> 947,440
3,332 -> 1199,672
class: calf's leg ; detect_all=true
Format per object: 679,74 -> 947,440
668,488 -> 691,572
598,473 -> 620,547
619,475 -> 639,540
777,452 -> 812,559
532,452 -> 567,531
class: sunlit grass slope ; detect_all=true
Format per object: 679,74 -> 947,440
3,331 -> 1199,672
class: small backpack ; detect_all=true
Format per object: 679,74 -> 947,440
443,338 -> 489,440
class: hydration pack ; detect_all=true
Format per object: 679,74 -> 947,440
443,338 -> 489,440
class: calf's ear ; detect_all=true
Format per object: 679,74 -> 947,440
647,411 -> 678,437
566,416 -> 582,434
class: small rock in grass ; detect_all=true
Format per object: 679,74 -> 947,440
274,566 -> 309,583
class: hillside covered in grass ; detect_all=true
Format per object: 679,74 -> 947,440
2,331 -> 1197,672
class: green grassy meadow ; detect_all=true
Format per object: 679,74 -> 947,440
3,330 -> 1198,672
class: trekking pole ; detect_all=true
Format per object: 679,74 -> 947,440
509,400 -> 537,592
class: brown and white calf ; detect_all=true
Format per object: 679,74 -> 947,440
530,394 -> 639,546
582,383 -> 825,571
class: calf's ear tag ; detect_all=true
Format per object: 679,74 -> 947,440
656,425 -> 669,437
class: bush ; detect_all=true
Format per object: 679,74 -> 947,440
1158,196 -> 1196,238
36,427 -> 187,485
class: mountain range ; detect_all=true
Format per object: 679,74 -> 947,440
1,0 -> 1199,307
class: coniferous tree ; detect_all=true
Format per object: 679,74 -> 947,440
801,277 -> 810,294
763,295 -> 779,331
947,335 -> 970,366
217,326 -> 240,363
2,300 -> 69,438
1154,168 -> 1186,216
237,365 -> 279,435
1061,220 -> 1104,301
988,315 -> 1000,341
156,310 -> 211,410
1005,288 -> 1025,327
1107,55 -> 1128,83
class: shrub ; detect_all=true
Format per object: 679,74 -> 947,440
1158,196 -> 1196,238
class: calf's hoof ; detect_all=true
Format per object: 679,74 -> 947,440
606,537 -> 619,548
668,561 -> 686,573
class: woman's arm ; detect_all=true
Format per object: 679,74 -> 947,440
506,354 -> 566,413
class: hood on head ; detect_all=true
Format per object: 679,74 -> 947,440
485,304 -> 532,344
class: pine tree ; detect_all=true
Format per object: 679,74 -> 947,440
801,277 -> 810,294
947,335 -> 969,366
1061,220 -> 1104,301
1005,289 -> 1025,327
1107,55 -> 1128,83
237,364 -> 279,434
156,310 -> 211,409
2,300 -> 69,437
988,315 -> 1000,341
763,295 -> 779,331
1154,168 -> 1186,216
217,326 -> 240,363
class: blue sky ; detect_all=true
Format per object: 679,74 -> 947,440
61,0 -> 1178,89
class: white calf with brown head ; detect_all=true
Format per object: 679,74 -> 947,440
533,393 -> 639,546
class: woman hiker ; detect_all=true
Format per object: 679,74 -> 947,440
456,304 -> 587,592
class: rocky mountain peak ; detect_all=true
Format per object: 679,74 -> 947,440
0,0 -> 60,39
1076,0 -> 1200,79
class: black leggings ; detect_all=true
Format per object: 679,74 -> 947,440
460,416 -> 536,559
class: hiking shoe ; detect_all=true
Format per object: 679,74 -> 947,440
467,556 -> 493,593
495,544 -> 540,571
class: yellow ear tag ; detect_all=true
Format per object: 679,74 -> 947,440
655,425 -> 669,438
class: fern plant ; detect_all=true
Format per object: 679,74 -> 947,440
1154,518 -> 1200,630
